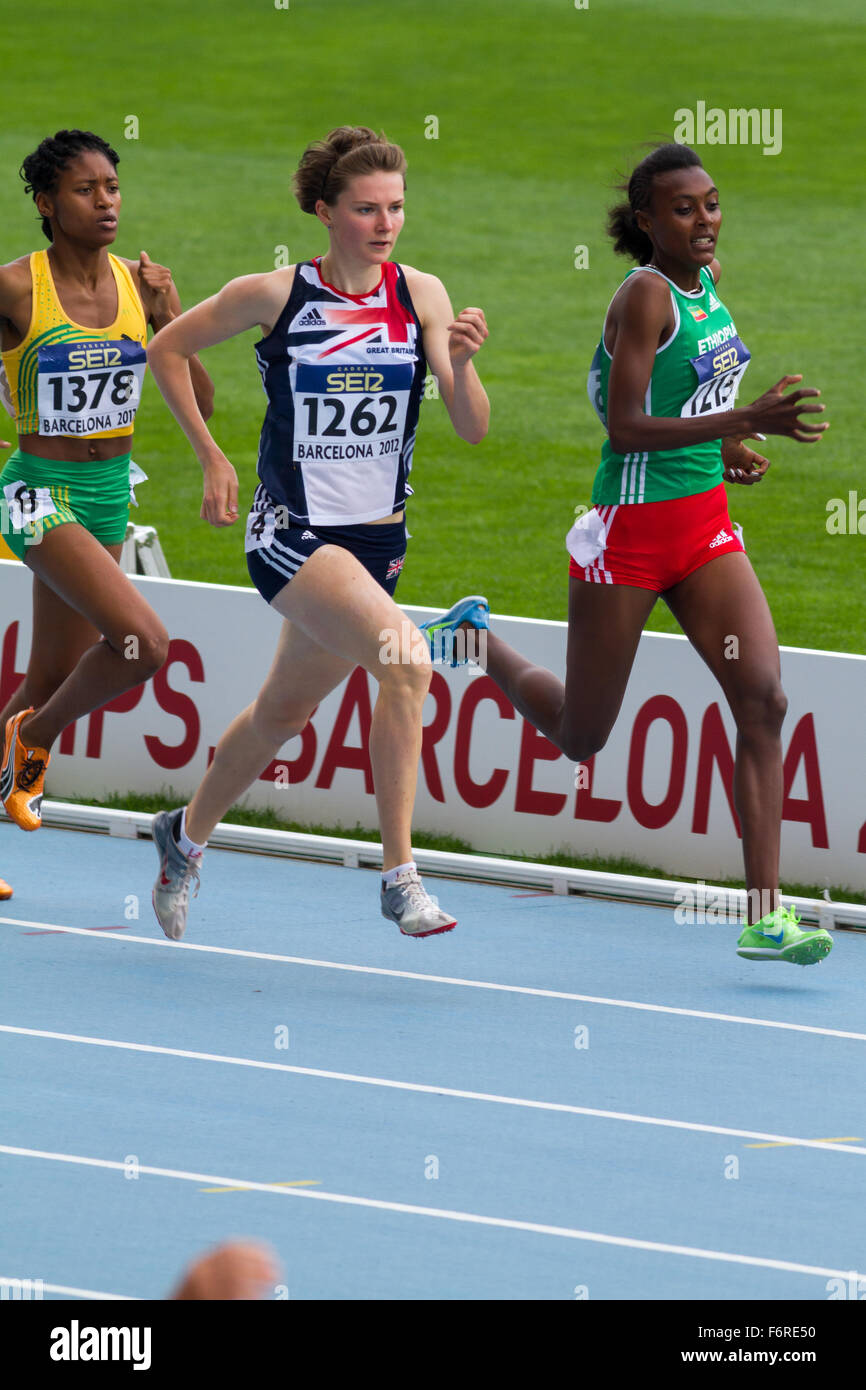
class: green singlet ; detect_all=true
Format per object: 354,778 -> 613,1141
587,264 -> 751,506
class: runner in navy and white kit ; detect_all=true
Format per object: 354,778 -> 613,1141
146,126 -> 489,940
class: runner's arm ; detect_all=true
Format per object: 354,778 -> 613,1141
607,274 -> 826,451
147,273 -> 287,526
410,271 -> 489,444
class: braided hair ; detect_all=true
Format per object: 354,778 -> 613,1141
20,130 -> 120,241
607,142 -> 704,264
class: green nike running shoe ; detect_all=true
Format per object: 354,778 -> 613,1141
736,906 -> 833,966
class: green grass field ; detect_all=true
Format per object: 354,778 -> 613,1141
1,0 -> 864,652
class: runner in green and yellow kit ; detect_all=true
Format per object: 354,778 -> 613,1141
424,142 -> 833,966
0,129 -> 214,834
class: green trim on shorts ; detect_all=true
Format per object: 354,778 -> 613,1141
0,448 -> 132,559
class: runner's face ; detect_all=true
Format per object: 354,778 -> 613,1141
324,172 -> 405,263
637,168 -> 721,268
37,152 -> 121,246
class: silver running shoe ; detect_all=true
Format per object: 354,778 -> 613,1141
381,868 -> 457,938
152,808 -> 201,941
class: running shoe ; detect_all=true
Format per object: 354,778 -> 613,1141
152,808 -> 201,941
736,906 -> 832,966
0,709 -> 50,831
381,867 -> 457,937
0,876 -> 11,900
419,595 -> 489,667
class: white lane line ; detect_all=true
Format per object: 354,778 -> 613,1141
0,1276 -> 136,1300
2,915 -> 865,1044
0,1144 -> 859,1283
2,1023 -> 865,1156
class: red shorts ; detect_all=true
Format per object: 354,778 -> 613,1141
567,484 -> 744,591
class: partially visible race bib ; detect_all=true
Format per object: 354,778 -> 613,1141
681,335 -> 751,418
587,344 -> 606,427
3,478 -> 58,529
292,362 -> 413,468
36,338 -> 146,436
245,504 -> 276,553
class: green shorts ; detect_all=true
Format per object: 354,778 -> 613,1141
0,448 -> 133,559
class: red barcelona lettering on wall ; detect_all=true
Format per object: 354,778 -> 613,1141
782,713 -> 828,849
0,621 -> 26,712
315,666 -> 374,793
453,676 -> 514,809
420,672 -> 452,804
626,695 -> 689,830
515,720 -> 566,817
574,755 -> 622,823
692,702 -> 741,838
144,639 -> 205,770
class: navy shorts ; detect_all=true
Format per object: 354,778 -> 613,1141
245,495 -> 407,605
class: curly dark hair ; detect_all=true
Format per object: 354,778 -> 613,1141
20,130 -> 120,241
607,142 -> 705,264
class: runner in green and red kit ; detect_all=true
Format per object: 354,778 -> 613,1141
424,142 -> 833,966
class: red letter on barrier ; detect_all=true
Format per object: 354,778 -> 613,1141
421,672 -> 452,804
86,684 -> 146,759
453,677 -> 514,809
0,621 -> 26,711
144,639 -> 205,770
515,720 -> 566,816
316,667 -> 374,793
626,695 -> 688,829
692,703 -> 741,837
573,756 -> 621,823
782,713 -> 828,849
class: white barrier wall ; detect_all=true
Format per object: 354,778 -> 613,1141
2,558 -> 864,887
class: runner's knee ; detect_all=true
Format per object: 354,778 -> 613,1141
558,724 -> 611,763
251,696 -> 312,748
731,679 -> 787,736
123,621 -> 169,678
377,641 -> 432,701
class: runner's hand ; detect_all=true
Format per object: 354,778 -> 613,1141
722,436 -> 769,484
745,375 -> 827,442
170,1240 -> 280,1300
447,307 -> 488,366
0,439 -> 10,449
138,250 -> 175,326
200,452 -> 240,526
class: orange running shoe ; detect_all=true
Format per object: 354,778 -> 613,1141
0,876 -> 11,899
1,709 -> 50,831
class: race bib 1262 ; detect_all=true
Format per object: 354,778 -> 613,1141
37,338 -> 146,436
292,361 -> 413,465
681,335 -> 751,418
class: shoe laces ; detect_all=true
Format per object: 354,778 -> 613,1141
394,869 -> 432,913
166,853 -> 201,903
17,758 -> 46,791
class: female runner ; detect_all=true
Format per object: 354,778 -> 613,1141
0,129 -> 214,830
147,126 -> 489,940
424,142 -> 832,966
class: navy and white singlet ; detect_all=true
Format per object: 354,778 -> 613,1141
253,258 -> 427,526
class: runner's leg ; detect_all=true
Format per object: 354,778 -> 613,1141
482,577 -> 658,760
663,551 -> 786,923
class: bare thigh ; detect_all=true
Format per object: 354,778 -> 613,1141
558,576 -> 658,755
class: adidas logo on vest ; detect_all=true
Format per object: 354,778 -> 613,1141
297,308 -> 327,328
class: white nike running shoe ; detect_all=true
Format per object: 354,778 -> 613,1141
381,867 -> 457,938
